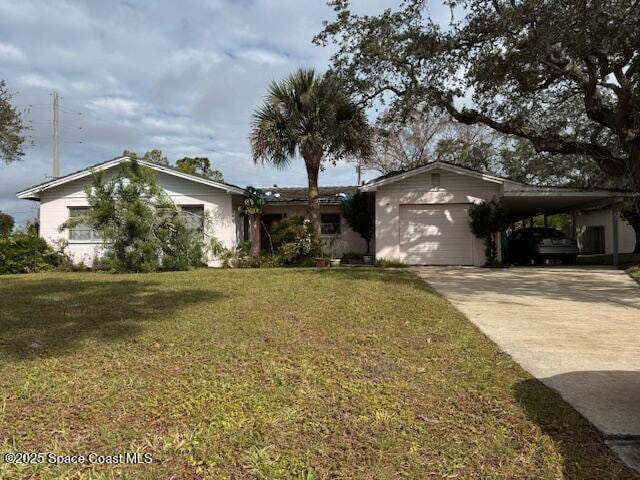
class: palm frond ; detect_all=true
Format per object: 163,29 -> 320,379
249,67 -> 371,168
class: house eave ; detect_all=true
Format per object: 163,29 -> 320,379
503,188 -> 636,198
360,161 -> 512,192
15,156 -> 248,199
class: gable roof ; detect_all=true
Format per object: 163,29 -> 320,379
261,186 -> 357,205
359,161 -> 527,192
16,156 -> 247,200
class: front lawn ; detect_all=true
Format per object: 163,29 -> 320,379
628,266 -> 640,283
578,252 -> 640,268
0,269 -> 636,479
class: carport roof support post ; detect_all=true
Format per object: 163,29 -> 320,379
612,204 -> 619,267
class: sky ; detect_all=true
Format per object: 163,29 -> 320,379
0,0 -> 449,226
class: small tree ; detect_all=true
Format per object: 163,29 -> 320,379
0,80 -> 27,164
620,198 -> 640,254
65,159 -> 205,272
238,187 -> 265,257
122,149 -> 170,166
469,199 -> 508,266
175,156 -> 224,182
340,192 -> 374,255
0,211 -> 14,238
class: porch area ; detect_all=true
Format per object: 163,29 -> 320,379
247,186 -> 371,257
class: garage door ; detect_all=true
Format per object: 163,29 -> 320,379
399,204 -> 474,265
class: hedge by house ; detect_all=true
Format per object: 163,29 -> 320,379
0,234 -> 63,274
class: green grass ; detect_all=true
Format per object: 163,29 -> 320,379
577,253 -> 640,283
578,252 -> 640,268
628,265 -> 640,283
0,269 -> 636,479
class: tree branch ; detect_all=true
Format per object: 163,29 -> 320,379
438,96 -> 628,176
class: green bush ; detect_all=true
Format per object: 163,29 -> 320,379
340,192 -> 374,254
375,258 -> 407,268
0,211 -> 14,239
269,216 -> 304,251
64,159 -> 207,273
210,235 -> 317,269
268,216 -> 319,265
469,199 -> 509,266
0,234 -> 63,274
341,251 -> 364,264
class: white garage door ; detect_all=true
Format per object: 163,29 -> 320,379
399,204 -> 474,265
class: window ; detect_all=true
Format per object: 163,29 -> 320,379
320,213 -> 341,236
431,173 -> 441,188
67,207 -> 100,241
181,205 -> 205,232
583,226 -> 605,254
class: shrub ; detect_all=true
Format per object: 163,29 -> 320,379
157,208 -> 207,271
0,211 -> 14,239
64,159 -> 207,273
375,258 -> 407,268
208,238 -> 288,268
0,234 -> 64,274
269,216 -> 304,251
341,251 -> 364,264
340,192 -> 374,254
469,199 -> 509,266
268,216 -> 319,265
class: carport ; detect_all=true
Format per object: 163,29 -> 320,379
363,161 -> 636,266
501,185 -> 634,266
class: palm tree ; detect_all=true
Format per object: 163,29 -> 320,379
250,68 -> 371,239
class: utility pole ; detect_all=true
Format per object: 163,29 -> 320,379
53,91 -> 60,178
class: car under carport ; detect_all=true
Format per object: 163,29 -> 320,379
361,161 -> 636,266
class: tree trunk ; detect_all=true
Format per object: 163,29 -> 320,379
631,148 -> 640,253
261,220 -> 274,254
304,153 -> 322,244
249,214 -> 260,257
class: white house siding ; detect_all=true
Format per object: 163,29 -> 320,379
39,168 -> 239,267
261,204 -> 370,256
576,207 -> 635,254
375,169 -> 501,266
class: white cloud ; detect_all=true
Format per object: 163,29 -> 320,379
18,73 -> 57,90
0,0 -> 439,226
0,41 -> 24,62
236,48 -> 289,66
87,97 -> 143,116
169,48 -> 225,70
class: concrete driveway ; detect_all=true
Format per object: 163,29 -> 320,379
413,266 -> 640,469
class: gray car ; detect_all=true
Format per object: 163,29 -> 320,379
508,228 -> 579,265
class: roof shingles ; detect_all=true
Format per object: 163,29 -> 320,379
260,186 -> 357,204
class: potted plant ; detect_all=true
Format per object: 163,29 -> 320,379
314,256 -> 330,268
328,233 -> 341,267
340,192 -> 375,265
